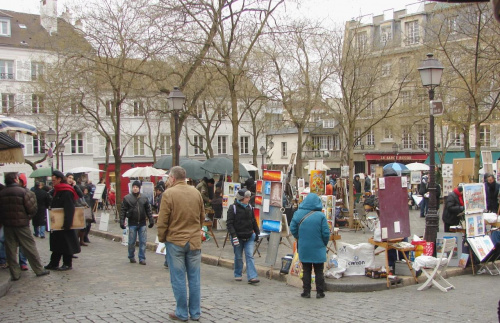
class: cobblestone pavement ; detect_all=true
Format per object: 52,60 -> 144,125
0,233 -> 499,322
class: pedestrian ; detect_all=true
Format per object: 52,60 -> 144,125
290,193 -> 330,299
226,188 -> 260,284
196,177 -> 214,207
353,174 -> 362,194
82,187 -> 95,244
33,181 -> 51,239
484,174 -> 500,213
119,180 -> 154,265
157,166 -> 205,322
364,174 -> 371,193
442,185 -> 465,232
418,174 -> 429,217
16,173 -> 31,271
0,172 -> 50,280
44,170 -> 81,271
154,182 -> 168,269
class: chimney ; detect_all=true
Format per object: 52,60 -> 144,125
60,7 -> 72,24
40,0 -> 58,34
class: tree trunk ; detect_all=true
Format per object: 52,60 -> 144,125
473,123 -> 481,182
296,125 -> 304,178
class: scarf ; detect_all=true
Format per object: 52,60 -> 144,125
236,199 -> 248,208
53,183 -> 79,201
453,187 -> 464,206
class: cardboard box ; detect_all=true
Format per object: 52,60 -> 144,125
49,207 -> 85,231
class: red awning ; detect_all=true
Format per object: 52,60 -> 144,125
364,153 -> 428,161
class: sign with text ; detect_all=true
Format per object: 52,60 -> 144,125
430,100 -> 444,116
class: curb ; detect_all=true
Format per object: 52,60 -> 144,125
0,273 -> 11,298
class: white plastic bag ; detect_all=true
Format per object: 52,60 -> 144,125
325,254 -> 346,279
337,242 -> 375,276
373,219 -> 382,242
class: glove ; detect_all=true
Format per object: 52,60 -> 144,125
148,221 -> 154,228
232,236 -> 240,246
120,223 -> 126,230
459,206 -> 465,212
254,234 -> 260,242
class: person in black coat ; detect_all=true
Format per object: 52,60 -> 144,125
442,186 -> 465,232
32,182 -> 51,238
484,174 -> 500,213
44,171 -> 81,271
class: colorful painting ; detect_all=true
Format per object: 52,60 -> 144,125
263,170 -> 282,182
233,183 -> 241,196
255,195 -> 263,205
476,214 -> 484,236
309,170 -> 326,195
466,215 -> 476,237
222,195 -> 229,208
270,182 -> 283,207
254,208 -> 261,230
410,171 -> 421,185
463,183 -> 486,214
256,180 -> 263,194
264,181 -> 271,195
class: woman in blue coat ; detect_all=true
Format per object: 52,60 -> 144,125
290,193 -> 330,299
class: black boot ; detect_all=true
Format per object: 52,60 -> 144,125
301,291 -> 311,298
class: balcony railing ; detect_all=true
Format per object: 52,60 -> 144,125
302,150 -> 341,160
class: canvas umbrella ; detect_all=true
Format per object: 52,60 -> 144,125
122,166 -> 166,178
66,166 -> 103,173
383,162 -> 410,176
0,115 -> 37,136
153,155 -> 189,170
406,162 -> 430,172
0,133 -> 25,163
179,159 -> 211,180
241,163 -> 259,172
29,167 -> 58,178
200,157 -> 250,178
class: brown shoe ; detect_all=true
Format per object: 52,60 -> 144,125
168,312 -> 187,321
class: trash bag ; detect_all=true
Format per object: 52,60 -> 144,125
325,254 -> 346,279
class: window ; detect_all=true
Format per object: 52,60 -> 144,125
366,129 -> 375,146
382,93 -> 392,109
0,60 -> 14,80
447,16 -> 458,34
193,135 -> 204,155
323,119 -> 335,128
33,134 -> 46,154
402,128 -> 412,149
354,128 -> 361,147
240,136 -> 249,154
133,101 -> 144,116
281,142 -> 287,158
449,126 -> 463,147
158,135 -> 171,155
0,18 -> 11,36
32,94 -> 44,114
356,32 -> 368,52
399,57 -> 410,80
194,105 -> 203,119
313,136 -> 333,150
480,125 -> 490,146
217,135 -> 227,154
380,25 -> 392,43
384,128 -> 393,140
71,99 -> 83,114
217,108 -> 225,120
31,62 -> 44,80
1,93 -> 14,114
133,135 -> 145,156
71,133 -> 84,154
381,61 -> 391,77
400,91 -> 411,106
105,100 -> 114,116
417,125 -> 427,149
333,134 -> 340,150
405,20 -> 420,45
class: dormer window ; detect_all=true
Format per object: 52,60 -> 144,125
0,18 -> 11,37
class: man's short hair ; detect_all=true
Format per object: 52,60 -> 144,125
170,166 -> 186,181
5,172 -> 18,185
207,178 -> 215,184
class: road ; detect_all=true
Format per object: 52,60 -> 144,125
0,234 -> 498,322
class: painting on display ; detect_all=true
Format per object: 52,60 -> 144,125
264,181 -> 271,195
255,195 -> 263,205
254,208 -> 261,230
341,166 -> 349,178
452,158 -> 474,188
222,195 -> 229,208
442,178 -> 453,197
262,170 -> 282,182
256,180 -> 263,194
270,182 -> 283,207
463,183 -> 486,214
441,164 -> 453,178
410,171 -> 421,185
436,232 -> 463,267
309,170 -> 326,195
233,183 -> 241,196
465,214 -> 485,237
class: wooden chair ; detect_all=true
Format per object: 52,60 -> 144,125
416,238 -> 456,292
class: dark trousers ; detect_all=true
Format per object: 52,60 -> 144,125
302,262 -> 325,293
50,252 -> 73,267
4,226 -> 45,279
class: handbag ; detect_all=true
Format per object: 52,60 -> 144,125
84,206 -> 93,221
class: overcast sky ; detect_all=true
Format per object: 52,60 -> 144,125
2,0 -> 416,25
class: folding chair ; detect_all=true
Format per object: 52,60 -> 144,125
352,202 -> 366,233
416,238 -> 456,292
477,243 -> 500,276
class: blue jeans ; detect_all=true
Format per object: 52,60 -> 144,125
420,198 -> 429,217
232,233 -> 258,280
19,248 -> 27,266
128,225 -> 147,262
166,242 -> 201,321
33,226 -> 46,238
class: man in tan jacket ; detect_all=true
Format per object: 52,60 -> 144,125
157,166 -> 205,322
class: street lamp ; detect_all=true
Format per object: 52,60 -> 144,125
392,143 -> 398,162
418,53 -> 444,247
46,127 -> 56,172
57,142 -> 65,172
260,146 -> 266,171
167,87 -> 186,167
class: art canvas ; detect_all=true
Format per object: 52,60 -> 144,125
410,171 -> 421,185
49,207 -> 85,231
233,183 -> 241,196
458,253 -> 469,269
308,160 -> 324,172
270,182 -> 283,207
141,182 -> 154,205
452,158 -> 475,188
156,243 -> 166,255
466,215 -> 476,237
222,195 -> 229,208
442,178 -> 453,197
224,182 -> 234,197
463,183 -> 486,214
309,170 -> 326,195
256,180 -> 263,194
263,170 -> 282,182
441,164 -> 453,178
297,178 -> 305,190
376,176 -> 411,240
280,213 -> 290,237
436,232 -> 462,267
254,208 -> 261,230
264,181 -> 271,195
93,184 -> 106,200
481,150 -> 493,164
341,166 -> 349,178
255,195 -> 263,205
467,237 -> 488,261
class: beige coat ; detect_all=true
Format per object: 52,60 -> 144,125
157,181 -> 205,250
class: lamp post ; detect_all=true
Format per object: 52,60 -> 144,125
46,127 -> 56,172
57,142 -> 66,172
167,87 -> 186,167
392,143 -> 398,162
259,146 -> 266,171
418,53 -> 444,246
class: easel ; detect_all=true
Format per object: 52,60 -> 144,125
203,220 -> 219,248
369,237 -> 418,288
327,233 -> 341,254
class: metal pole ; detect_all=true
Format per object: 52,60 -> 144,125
174,109 -> 180,167
424,88 -> 438,248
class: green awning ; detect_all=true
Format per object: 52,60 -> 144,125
425,151 -> 500,165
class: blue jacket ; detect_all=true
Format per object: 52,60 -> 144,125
290,194 -> 330,264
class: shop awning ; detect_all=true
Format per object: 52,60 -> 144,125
425,151 -> 500,165
365,153 -> 428,162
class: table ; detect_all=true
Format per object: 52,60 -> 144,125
203,221 -> 219,248
368,237 -> 418,288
